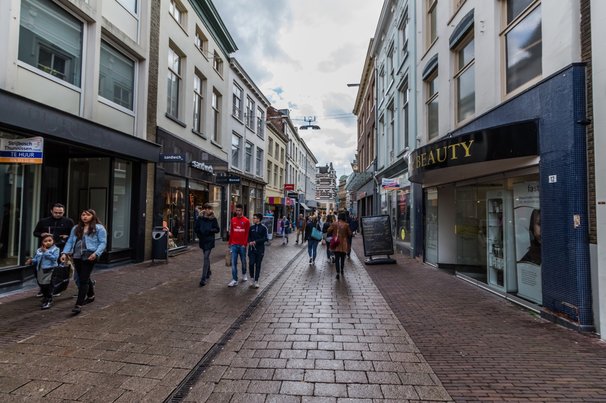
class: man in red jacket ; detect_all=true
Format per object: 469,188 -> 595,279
228,204 -> 250,287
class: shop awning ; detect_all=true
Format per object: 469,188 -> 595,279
299,202 -> 311,210
345,172 -> 373,191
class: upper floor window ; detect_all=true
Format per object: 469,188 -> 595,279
387,44 -> 395,86
193,72 -> 206,133
195,27 -> 209,57
378,65 -> 385,100
257,107 -> 265,138
426,70 -> 439,140
504,0 -> 542,93
213,51 -> 223,76
18,0 -> 83,87
267,162 -> 273,186
399,12 -> 409,57
99,41 -> 135,110
399,81 -> 409,149
117,0 -> 137,14
232,83 -> 243,120
455,31 -> 475,122
245,141 -> 253,172
212,90 -> 221,142
169,0 -> 186,27
167,46 -> 182,118
256,148 -> 263,177
231,134 -> 242,169
426,0 -> 438,47
245,97 -> 255,129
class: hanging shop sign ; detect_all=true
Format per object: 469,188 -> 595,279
159,153 -> 185,162
381,178 -> 400,190
0,136 -> 43,164
409,120 -> 538,183
191,160 -> 214,174
284,183 -> 295,191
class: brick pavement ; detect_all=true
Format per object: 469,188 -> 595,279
351,237 -> 606,402
0,240 -> 303,401
185,243 -> 452,402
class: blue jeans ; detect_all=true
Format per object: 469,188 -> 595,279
307,239 -> 319,261
230,244 -> 247,281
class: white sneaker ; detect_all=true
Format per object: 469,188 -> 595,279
242,275 -> 248,282
227,280 -> 238,287
253,281 -> 260,288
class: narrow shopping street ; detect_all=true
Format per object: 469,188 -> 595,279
2,238 -> 606,402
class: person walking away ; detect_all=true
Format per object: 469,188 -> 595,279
304,214 -> 322,265
281,216 -> 291,245
295,213 -> 305,244
328,212 -> 352,279
32,203 -> 74,297
61,209 -> 107,314
248,213 -> 268,288
322,214 -> 335,263
228,204 -> 250,287
194,203 -> 220,287
26,233 -> 60,309
345,210 -> 354,259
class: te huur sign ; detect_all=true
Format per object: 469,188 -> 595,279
409,120 -> 538,183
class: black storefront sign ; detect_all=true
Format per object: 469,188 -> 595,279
216,175 -> 241,184
360,215 -> 396,265
409,120 -> 538,183
160,153 -> 185,162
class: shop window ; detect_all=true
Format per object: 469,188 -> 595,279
232,83 -> 243,120
67,158 -> 110,227
111,159 -> 132,250
99,41 -> 135,110
504,1 -> 542,93
18,0 -> 83,87
424,188 -> 438,265
167,46 -> 182,118
232,134 -> 242,169
245,141 -> 253,172
454,31 -> 475,123
193,71 -> 206,134
397,189 -> 411,244
163,177 -> 186,249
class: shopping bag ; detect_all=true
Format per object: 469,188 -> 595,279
51,264 -> 71,294
225,249 -> 232,267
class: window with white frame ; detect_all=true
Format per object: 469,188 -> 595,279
504,0 -> 542,93
18,0 -> 83,87
399,11 -> 409,57
378,65 -> 385,100
193,71 -> 205,133
455,31 -> 475,122
117,0 -> 137,14
245,141 -> 253,172
388,102 -> 395,158
268,138 -> 274,158
245,97 -> 255,129
267,162 -> 272,186
279,168 -> 284,189
257,107 -> 265,138
231,134 -> 242,169
195,27 -> 209,57
274,164 -> 279,187
213,51 -> 223,75
99,41 -> 135,110
169,0 -> 186,26
212,90 -> 221,142
167,46 -> 182,118
256,148 -> 263,176
400,81 -> 410,149
426,0 -> 437,48
232,83 -> 243,119
387,44 -> 395,86
426,70 -> 439,140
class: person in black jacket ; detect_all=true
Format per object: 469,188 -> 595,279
32,203 -> 74,297
248,213 -> 268,289
194,204 -> 220,287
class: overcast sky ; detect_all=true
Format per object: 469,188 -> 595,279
213,0 -> 383,178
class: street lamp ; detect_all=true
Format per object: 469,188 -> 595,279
299,116 -> 320,130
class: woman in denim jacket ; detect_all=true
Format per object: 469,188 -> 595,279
61,209 -> 107,315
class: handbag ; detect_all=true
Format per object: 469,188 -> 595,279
51,264 -> 71,294
311,227 -> 323,241
225,249 -> 232,267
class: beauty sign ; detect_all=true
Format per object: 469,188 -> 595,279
0,137 -> 44,164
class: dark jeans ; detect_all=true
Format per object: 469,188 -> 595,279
248,250 -> 264,281
40,283 -> 53,303
74,258 -> 95,306
307,239 -> 319,261
334,252 -> 346,273
201,249 -> 212,283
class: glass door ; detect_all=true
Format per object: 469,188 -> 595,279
424,188 -> 438,265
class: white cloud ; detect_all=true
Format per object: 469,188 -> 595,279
214,0 -> 382,177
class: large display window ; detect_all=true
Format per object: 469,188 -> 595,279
424,188 -> 438,265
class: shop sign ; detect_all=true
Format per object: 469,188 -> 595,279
284,183 -> 295,191
0,136 -> 43,164
381,178 -> 400,190
159,153 -> 185,162
216,175 -> 241,184
409,120 -> 538,183
191,160 -> 214,174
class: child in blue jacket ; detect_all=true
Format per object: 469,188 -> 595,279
27,233 -> 60,309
